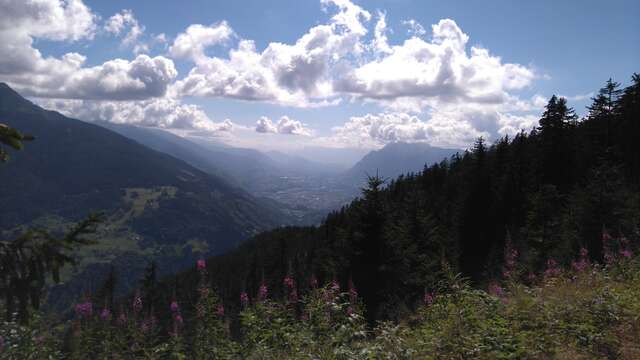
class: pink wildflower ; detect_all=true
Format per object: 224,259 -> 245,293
289,289 -> 298,303
502,237 -> 519,280
117,311 -> 127,326
240,292 -> 249,308
170,301 -> 179,313
100,308 -> 111,321
75,301 -> 93,318
423,292 -> 434,306
572,247 -> 590,272
132,291 -> 142,313
283,275 -> 295,289
544,259 -> 562,278
258,283 -> 268,301
348,279 -> 358,303
346,306 -> 354,316
330,280 -> 340,293
197,259 -> 206,271
488,283 -> 505,298
620,249 -> 633,259
216,304 -> 225,317
527,272 -> 537,282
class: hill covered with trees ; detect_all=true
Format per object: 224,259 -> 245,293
0,83 -> 291,311
160,75 -> 640,324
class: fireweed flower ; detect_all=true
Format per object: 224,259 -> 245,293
170,300 -> 179,313
216,304 -> 225,317
502,239 -> 519,280
544,259 -> 562,278
100,308 -> 111,321
240,292 -> 249,308
75,301 -> 93,318
283,275 -> 295,289
346,306 -> 354,316
602,229 -> 615,265
330,280 -> 340,293
258,283 -> 268,301
572,247 -> 590,272
197,259 -> 206,271
132,291 -> 143,313
117,311 -> 127,326
423,292 -> 434,306
488,283 -> 505,298
289,289 -> 299,303
348,279 -> 358,303
620,249 -> 633,259
174,314 -> 184,326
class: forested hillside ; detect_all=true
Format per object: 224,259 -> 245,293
0,83 -> 290,311
161,75 -> 640,324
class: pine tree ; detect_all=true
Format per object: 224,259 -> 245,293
0,122 -> 33,162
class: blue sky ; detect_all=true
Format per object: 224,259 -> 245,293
1,0 -> 638,154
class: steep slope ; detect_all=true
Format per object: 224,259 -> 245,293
343,142 -> 458,184
95,122 -> 239,185
95,122 -> 354,220
0,83 -> 288,307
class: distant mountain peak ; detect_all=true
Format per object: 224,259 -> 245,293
343,141 -> 458,183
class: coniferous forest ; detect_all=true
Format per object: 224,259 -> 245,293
1,72 -> 640,358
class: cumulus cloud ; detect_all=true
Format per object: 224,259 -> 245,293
36,97 -> 236,135
0,1 -> 178,101
171,0 -> 370,107
0,0 -> 97,75
169,22 -> 234,62
402,19 -> 426,37
0,0 -> 545,151
104,9 -> 153,54
318,104 -> 543,149
168,0 -> 536,132
255,116 -> 312,136
335,19 -> 535,112
372,11 -> 392,54
7,54 -> 177,100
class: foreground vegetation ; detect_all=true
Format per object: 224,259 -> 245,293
2,237 -> 639,359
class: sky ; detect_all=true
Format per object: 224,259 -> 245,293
0,0 -> 638,157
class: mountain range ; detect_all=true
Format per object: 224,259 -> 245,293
0,82 -> 464,310
0,83 -> 289,309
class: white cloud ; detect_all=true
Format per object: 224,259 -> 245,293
256,116 -> 278,133
335,19 -> 535,111
372,11 -> 392,54
0,1 -> 177,101
36,96 -> 236,135
104,9 -> 149,54
402,19 -> 426,37
169,22 -> 234,62
0,0 -> 97,75
171,0 -> 370,107
318,111 -> 483,149
7,54 -> 177,100
255,116 -> 312,136
0,0 -> 545,152
317,104 -> 544,150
